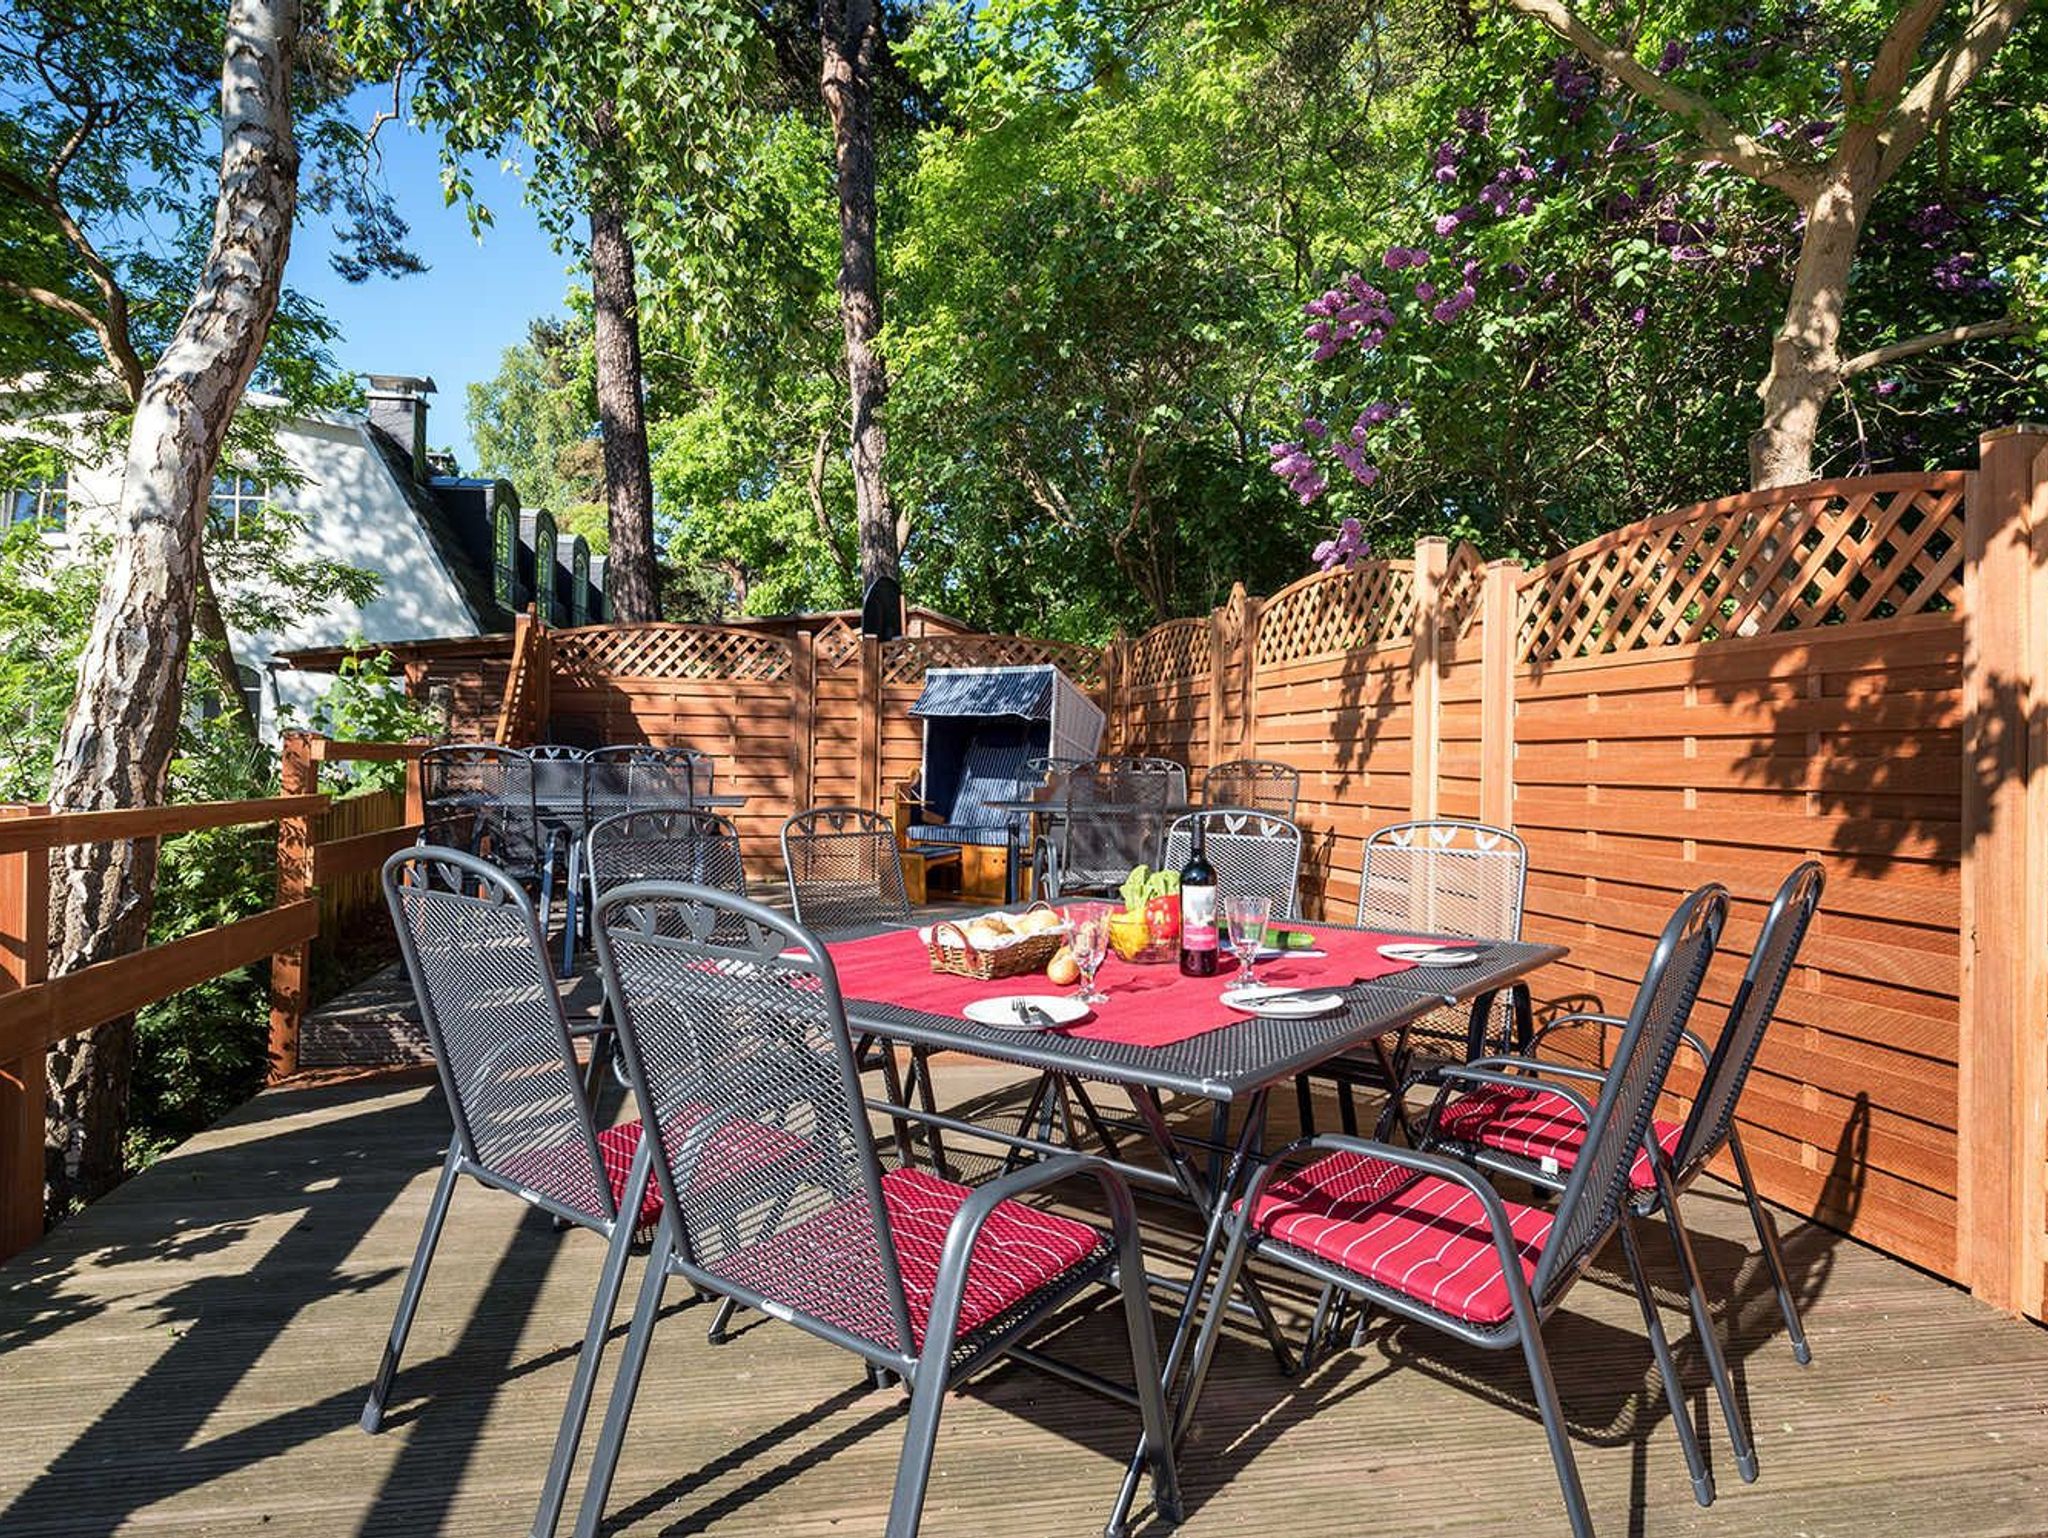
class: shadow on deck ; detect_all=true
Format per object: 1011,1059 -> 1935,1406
3,1051 -> 2046,1536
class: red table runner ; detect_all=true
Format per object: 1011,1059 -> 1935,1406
827,925 -> 1423,1049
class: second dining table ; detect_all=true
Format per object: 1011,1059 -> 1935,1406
827,915 -> 1567,1537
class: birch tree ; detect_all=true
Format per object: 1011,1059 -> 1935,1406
42,0 -> 303,1211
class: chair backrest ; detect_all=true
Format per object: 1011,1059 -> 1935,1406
383,846 -> 617,1226
526,744 -> 586,760
783,806 -> 913,932
586,744 -> 700,817
1163,810 -> 1304,920
1673,861 -> 1825,1175
587,808 -> 748,899
1203,759 -> 1300,817
421,743 -> 542,871
1533,883 -> 1728,1304
1357,820 -> 1526,940
592,882 -> 917,1357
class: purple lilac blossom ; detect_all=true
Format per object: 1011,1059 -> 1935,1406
1656,39 -> 1688,73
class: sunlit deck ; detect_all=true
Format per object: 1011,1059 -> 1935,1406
5,1043 -> 2046,1538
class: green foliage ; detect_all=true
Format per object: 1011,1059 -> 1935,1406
300,648 -> 439,791
467,314 -> 606,514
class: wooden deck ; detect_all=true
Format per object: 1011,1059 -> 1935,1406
3,1059 -> 2046,1538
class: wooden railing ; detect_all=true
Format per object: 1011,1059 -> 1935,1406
0,734 -> 428,1263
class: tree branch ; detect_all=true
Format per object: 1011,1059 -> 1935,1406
0,164 -> 146,402
1841,315 -> 2026,376
1876,0 -> 2031,183
1503,0 -> 1816,198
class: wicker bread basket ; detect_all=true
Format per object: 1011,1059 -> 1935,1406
926,903 -> 1064,979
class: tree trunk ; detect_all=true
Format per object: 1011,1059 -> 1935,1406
589,192 -> 659,622
1750,166 -> 1874,488
821,0 -> 900,593
41,0 -> 301,1218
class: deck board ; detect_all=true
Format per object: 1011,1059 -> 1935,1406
4,1062 -> 2047,1537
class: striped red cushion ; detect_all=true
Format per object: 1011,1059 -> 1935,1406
1245,1151 -> 1553,1326
711,1166 -> 1109,1350
1436,1086 -> 1682,1190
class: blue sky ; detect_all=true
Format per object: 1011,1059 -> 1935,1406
287,109 -> 576,471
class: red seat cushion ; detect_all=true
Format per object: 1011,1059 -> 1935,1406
499,1108 -> 808,1235
1244,1151 -> 1553,1326
715,1166 -> 1109,1351
1435,1085 -> 1682,1191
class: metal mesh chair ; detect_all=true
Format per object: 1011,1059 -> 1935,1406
368,847 -> 656,1538
783,805 -> 913,932
572,882 -> 1181,1538
1202,759 -> 1300,817
1414,861 -> 1827,1490
419,744 -> 559,939
1297,820 -> 1528,1136
1179,884 -> 1730,1538
1162,809 -> 1303,920
588,808 -> 748,899
1035,757 -> 1183,899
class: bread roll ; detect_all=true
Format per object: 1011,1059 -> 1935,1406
965,918 -> 1009,948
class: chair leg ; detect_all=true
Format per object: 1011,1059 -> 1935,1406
1731,1128 -> 1810,1365
1336,1080 -> 1360,1136
531,1168 -> 645,1538
361,1143 -> 462,1433
572,1220 -> 677,1538
1518,1324 -> 1596,1538
706,1295 -> 740,1345
558,841 -> 582,978
1620,1219 -> 1715,1508
1657,1182 -> 1760,1483
1115,1210 -> 1183,1529
884,1360 -> 952,1538
1294,1073 -> 1318,1138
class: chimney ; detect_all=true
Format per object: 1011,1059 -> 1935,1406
364,374 -> 437,482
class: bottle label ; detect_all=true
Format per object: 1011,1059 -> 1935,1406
1182,885 -> 1217,949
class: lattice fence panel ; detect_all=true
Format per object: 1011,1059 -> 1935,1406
1519,473 -> 1967,665
881,634 -> 1105,689
813,618 -> 863,672
1440,542 -> 1486,638
552,625 -> 794,682
1125,618 -> 1211,689
1255,559 -> 1417,668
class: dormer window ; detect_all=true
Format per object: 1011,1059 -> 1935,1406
530,509 -> 558,623
492,503 -> 518,613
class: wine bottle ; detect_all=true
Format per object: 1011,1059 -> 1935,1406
1179,819 -> 1218,976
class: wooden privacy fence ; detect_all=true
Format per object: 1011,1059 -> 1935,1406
1103,426 -> 2048,1322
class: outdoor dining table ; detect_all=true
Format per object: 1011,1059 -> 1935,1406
828,919 -> 1566,1536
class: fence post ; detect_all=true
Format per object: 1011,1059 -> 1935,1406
791,629 -> 817,814
268,731 -> 318,1083
1100,632 -> 1124,751
1958,423 -> 2048,1317
1240,596 -> 1264,757
857,634 -> 882,810
1409,538 -> 1448,820
0,804 -> 48,1258
1478,558 -> 1524,828
1208,590 -> 1237,781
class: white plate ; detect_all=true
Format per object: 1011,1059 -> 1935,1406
1221,986 -> 1344,1017
1377,943 -> 1481,967
963,995 -> 1091,1029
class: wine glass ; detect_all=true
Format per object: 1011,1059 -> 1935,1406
1224,894 -> 1271,992
1063,902 -> 1111,1006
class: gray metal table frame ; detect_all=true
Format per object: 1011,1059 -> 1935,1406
840,931 -> 1566,1536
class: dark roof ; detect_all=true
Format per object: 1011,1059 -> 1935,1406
362,424 -> 499,629
909,665 -> 1059,720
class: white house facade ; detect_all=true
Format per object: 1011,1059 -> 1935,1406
2,375 -> 603,739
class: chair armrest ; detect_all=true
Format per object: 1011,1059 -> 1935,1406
1423,1064 -> 1596,1127
1526,1012 -> 1711,1068
1463,1053 -> 1608,1087
918,1154 -> 1143,1362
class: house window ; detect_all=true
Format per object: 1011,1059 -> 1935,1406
209,474 -> 269,539
3,476 -> 67,528
531,509 -> 558,623
492,503 -> 518,613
